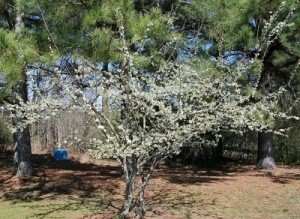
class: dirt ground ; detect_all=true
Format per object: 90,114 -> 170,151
0,152 -> 299,219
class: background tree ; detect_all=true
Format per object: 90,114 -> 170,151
177,0 -> 300,169
0,0 -> 42,176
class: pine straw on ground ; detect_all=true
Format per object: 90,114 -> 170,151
0,152 -> 299,219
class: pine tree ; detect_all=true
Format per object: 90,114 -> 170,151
0,0 -> 40,176
32,0 -> 179,116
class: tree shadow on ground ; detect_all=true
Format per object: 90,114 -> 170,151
0,152 -> 123,218
154,161 -> 300,185
18,195 -> 119,219
152,162 -> 251,185
250,169 -> 300,184
1,152 -> 299,218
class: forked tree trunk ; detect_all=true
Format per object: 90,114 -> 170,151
134,159 -> 158,218
134,156 -> 161,218
256,132 -> 276,169
120,157 -> 138,217
120,156 -> 160,218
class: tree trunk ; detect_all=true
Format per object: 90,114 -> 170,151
102,63 -> 109,115
11,0 -> 34,177
13,126 -> 34,176
214,137 -> 223,161
134,181 -> 147,218
134,170 -> 153,217
256,132 -> 276,169
256,45 -> 276,169
134,156 -> 160,218
120,157 -> 138,217
13,81 -> 34,177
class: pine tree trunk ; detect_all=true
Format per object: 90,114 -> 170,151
256,132 -> 276,169
256,49 -> 276,169
214,137 -> 223,161
13,126 -> 34,176
13,82 -> 34,177
102,63 -> 109,115
10,0 -> 34,177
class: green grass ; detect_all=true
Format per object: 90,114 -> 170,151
0,195 -> 111,219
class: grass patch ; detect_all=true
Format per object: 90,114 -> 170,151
0,194 -> 113,219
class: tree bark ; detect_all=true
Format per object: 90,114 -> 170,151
256,132 -> 276,169
120,157 -> 138,217
13,82 -> 34,177
256,43 -> 277,169
13,126 -> 34,176
102,63 -> 109,115
134,159 -> 157,218
133,155 -> 163,218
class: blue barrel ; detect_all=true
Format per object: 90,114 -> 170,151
54,149 -> 68,161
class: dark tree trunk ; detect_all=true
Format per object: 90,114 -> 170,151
9,0 -> 34,177
256,132 -> 276,169
13,126 -> 34,176
214,137 -> 223,161
256,43 -> 277,169
13,81 -> 34,177
102,63 -> 109,115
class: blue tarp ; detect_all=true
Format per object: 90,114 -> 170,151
54,149 -> 68,161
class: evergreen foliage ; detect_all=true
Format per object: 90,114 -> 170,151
34,0 -> 178,68
0,1 -> 41,100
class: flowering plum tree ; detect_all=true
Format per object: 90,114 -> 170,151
6,25 -> 297,217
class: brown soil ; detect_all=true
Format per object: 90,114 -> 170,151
0,152 -> 299,219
